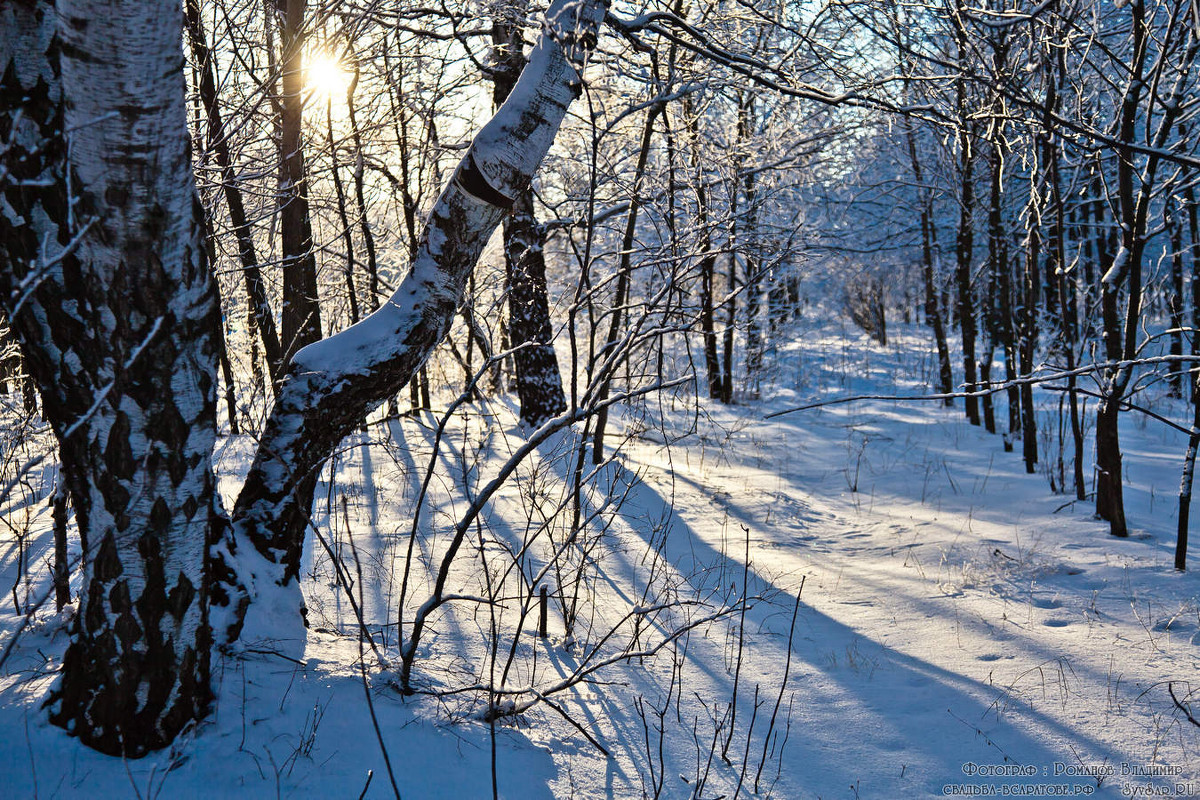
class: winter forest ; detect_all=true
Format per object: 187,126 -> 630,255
2,0 -> 1200,796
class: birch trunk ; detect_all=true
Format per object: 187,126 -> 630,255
2,0 -> 219,755
216,0 -> 607,640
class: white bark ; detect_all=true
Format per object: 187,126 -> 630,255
3,0 -> 221,755
220,0 -> 609,641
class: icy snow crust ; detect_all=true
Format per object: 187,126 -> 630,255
1,318 -> 1198,797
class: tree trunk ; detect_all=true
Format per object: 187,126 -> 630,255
216,0 -> 608,640
1020,223 -> 1039,474
1167,196 -> 1185,398
985,138 -> 1019,442
1188,182 -> 1199,403
721,248 -> 736,405
277,0 -> 323,363
592,105 -> 659,462
1039,43 -> 1084,499
956,153 -> 979,429
2,0 -> 218,755
952,7 -> 979,426
684,96 -> 723,400
184,0 -> 283,389
1178,395 -> 1198,571
503,193 -> 567,426
346,68 -> 380,317
1180,184 -> 1200,570
720,101 -> 739,407
1095,398 -> 1126,532
740,94 -> 764,397
52,481 -> 70,611
491,5 -> 567,428
905,119 -> 953,403
327,95 -> 361,326
1094,0 -> 1183,537
201,211 -> 241,435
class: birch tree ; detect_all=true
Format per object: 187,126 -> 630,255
2,0 -> 220,755
2,0 -> 607,755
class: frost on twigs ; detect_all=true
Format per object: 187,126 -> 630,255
220,0 -> 609,639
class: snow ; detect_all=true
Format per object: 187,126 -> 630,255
1102,247 -> 1129,287
2,316 -> 1199,798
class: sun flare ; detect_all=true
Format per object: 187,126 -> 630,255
306,52 -> 350,100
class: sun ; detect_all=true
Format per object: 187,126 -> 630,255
306,52 -> 350,100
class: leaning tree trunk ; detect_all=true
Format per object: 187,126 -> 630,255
215,0 -> 608,641
2,0 -> 219,756
491,4 -> 567,428
592,103 -> 659,463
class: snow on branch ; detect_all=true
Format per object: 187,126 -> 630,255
221,0 -> 611,640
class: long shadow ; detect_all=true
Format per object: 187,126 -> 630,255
373,410 -> 1174,795
594,452 -> 1160,796
327,431 -> 391,635
685,461 -> 1166,696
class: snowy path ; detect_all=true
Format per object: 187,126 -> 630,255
590,330 -> 1200,797
1,324 -> 1198,799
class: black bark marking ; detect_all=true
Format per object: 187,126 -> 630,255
93,532 -> 123,581
149,497 -> 171,534
167,573 -> 195,621
455,151 -> 515,209
103,411 -> 133,480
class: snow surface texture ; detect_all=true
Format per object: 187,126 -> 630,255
1,318 -> 1198,798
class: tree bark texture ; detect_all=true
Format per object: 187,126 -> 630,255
492,5 -> 566,428
2,0 -> 218,755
